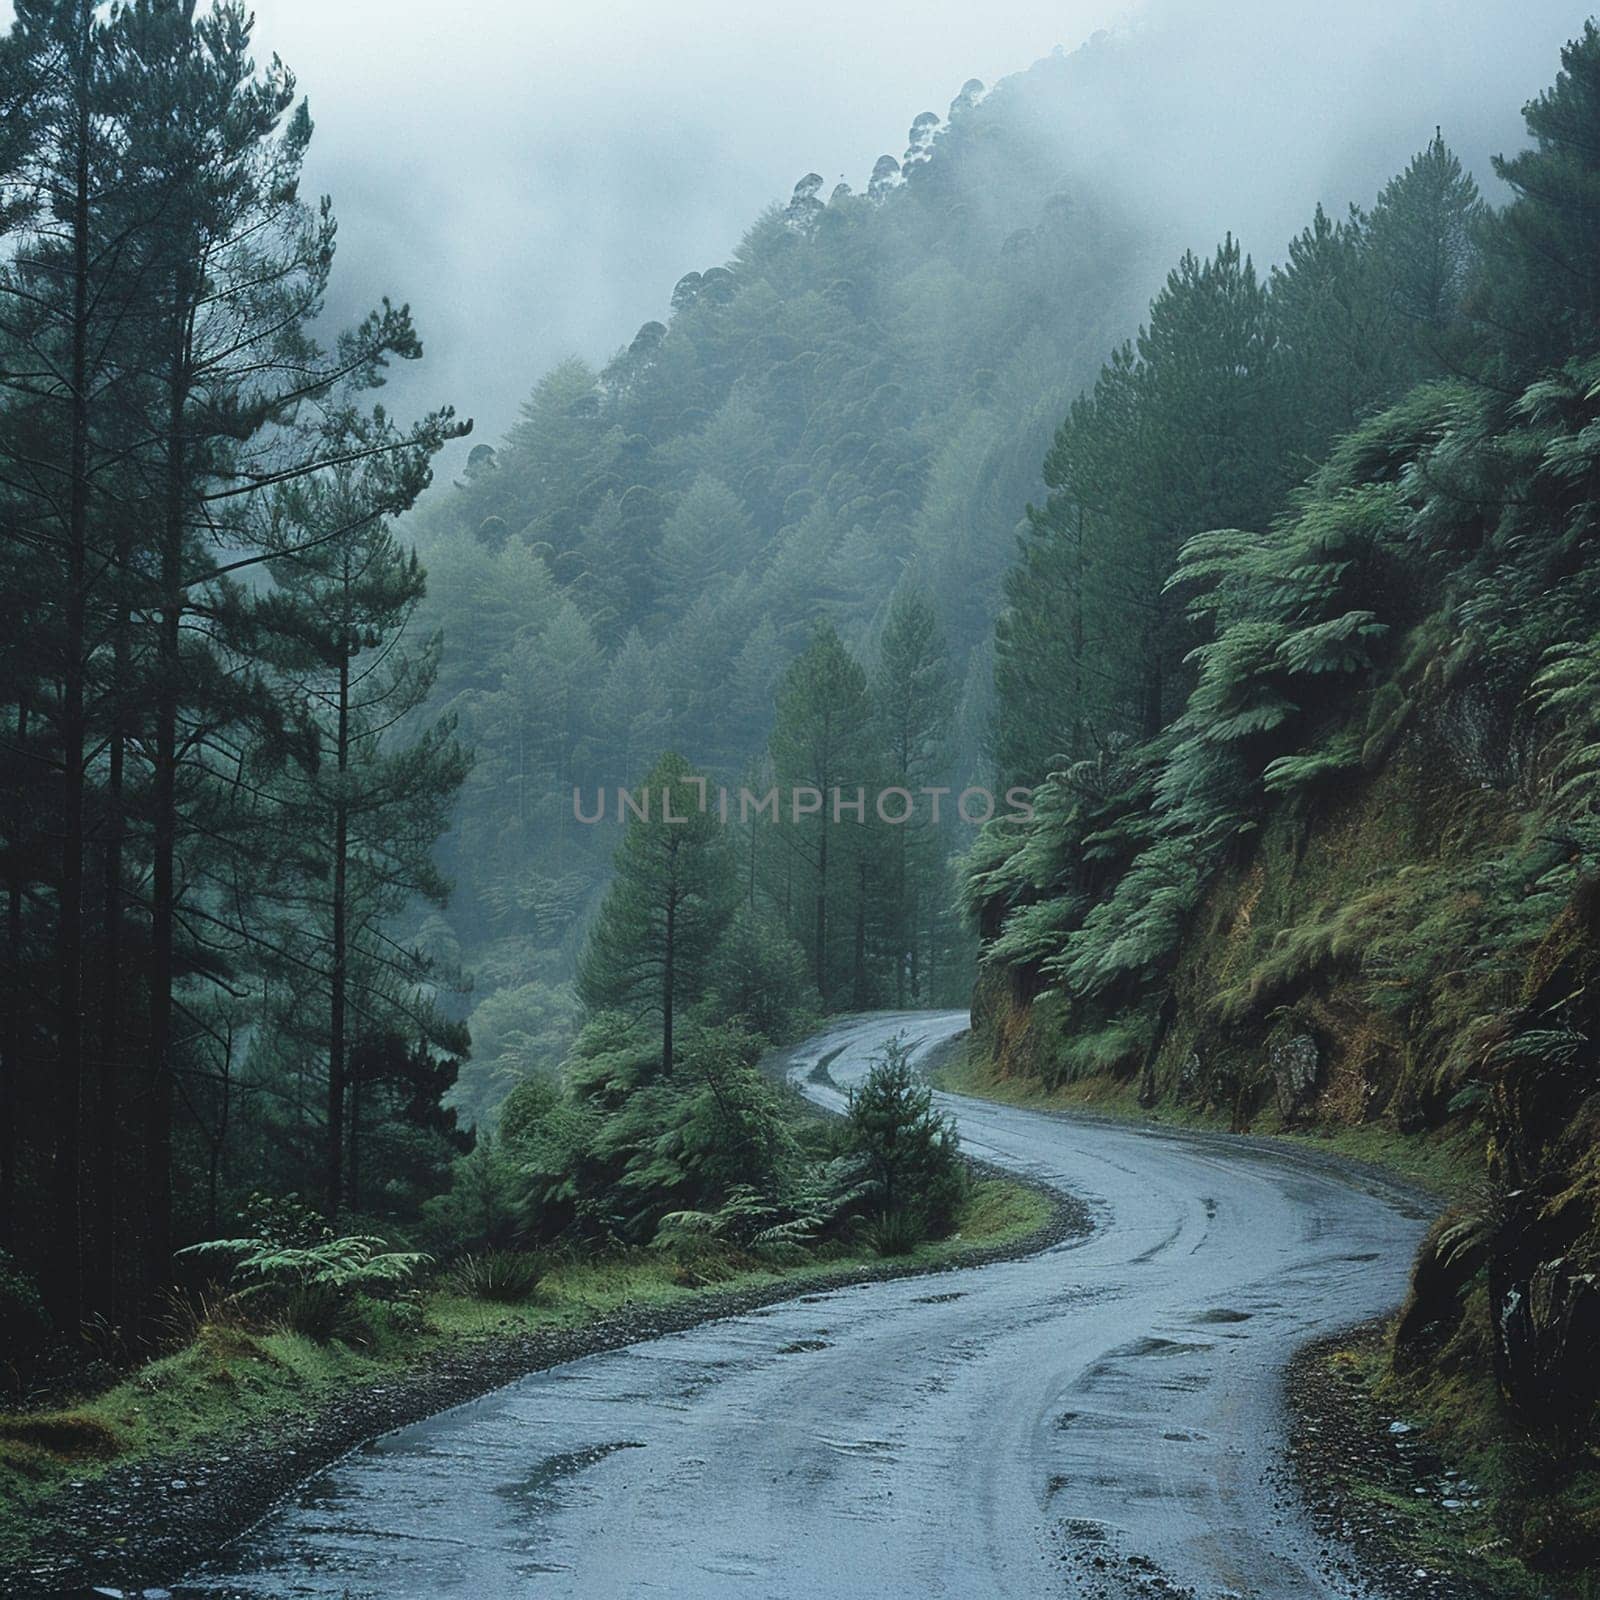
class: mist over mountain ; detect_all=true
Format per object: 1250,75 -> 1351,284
238,0 -> 1579,454
401,7 -> 1582,1122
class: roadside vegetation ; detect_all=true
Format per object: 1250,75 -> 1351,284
1298,1329 -> 1600,1600
0,1171 -> 1045,1574
1,1028 -> 1015,1574
933,1034 -> 1482,1202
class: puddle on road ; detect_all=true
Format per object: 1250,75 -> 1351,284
498,1440 -> 645,1511
1120,1335 -> 1213,1358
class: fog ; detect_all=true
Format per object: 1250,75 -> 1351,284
15,0 -> 1584,449
247,0 -> 1127,445
231,0 -> 1579,456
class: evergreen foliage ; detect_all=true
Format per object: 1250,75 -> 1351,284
970,23 -> 1600,1500
577,753 -> 738,1072
0,1 -> 465,1321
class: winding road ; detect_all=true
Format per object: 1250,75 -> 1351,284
176,1011 -> 1432,1599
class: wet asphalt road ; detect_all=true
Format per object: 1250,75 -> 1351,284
175,1011 -> 1432,1599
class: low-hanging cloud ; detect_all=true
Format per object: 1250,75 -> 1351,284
227,0 -> 1586,458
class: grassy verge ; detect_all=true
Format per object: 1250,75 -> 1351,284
934,1035 -> 1481,1199
0,1175 -> 1050,1574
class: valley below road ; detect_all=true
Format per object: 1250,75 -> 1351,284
173,1011 -> 1436,1600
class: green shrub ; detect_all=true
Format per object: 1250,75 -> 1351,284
703,907 -> 819,1043
498,1074 -> 562,1149
860,1209 -> 921,1258
421,1133 -> 526,1252
445,1249 -> 546,1303
178,1192 -> 429,1343
519,1019 -> 798,1247
845,1039 -> 967,1238
274,1281 -> 362,1342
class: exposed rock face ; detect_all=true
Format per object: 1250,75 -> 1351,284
969,964 -> 1062,1086
1136,1055 -> 1158,1107
1484,880 -> 1600,1458
1392,1210 -> 1488,1374
1271,1033 -> 1322,1125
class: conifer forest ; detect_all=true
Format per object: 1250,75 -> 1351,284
3,3 -> 1600,1597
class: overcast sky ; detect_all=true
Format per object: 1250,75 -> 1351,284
5,1 -> 1589,456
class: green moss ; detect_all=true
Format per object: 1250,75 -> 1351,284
0,1413 -> 120,1461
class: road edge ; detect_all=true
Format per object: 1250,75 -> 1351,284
10,1126 -> 1086,1598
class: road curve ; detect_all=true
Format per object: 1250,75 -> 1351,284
175,1011 -> 1432,1600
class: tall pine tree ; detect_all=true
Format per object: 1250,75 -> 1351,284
578,752 -> 736,1073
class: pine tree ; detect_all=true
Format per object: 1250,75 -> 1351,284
578,752 -> 736,1073
769,625 -> 873,1002
0,0 -> 136,1321
873,585 -> 952,1004
1481,22 -> 1600,373
654,474 -> 756,620
107,0 -> 463,1282
994,495 -> 1093,787
268,437 -> 469,1219
1369,132 -> 1478,347
1271,203 -> 1394,466
996,237 -> 1286,769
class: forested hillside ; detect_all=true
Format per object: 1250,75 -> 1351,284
6,3 -> 1600,1594
401,53 -> 1170,1117
967,25 -> 1600,1581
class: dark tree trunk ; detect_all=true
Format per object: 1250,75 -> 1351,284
146,289 -> 190,1295
328,646 -> 350,1220
1141,654 -> 1164,742
53,12 -> 95,1327
146,601 -> 178,1291
814,824 -> 828,1001
894,829 -> 907,1008
348,1072 -> 361,1216
852,855 -> 867,1009
94,589 -> 128,1316
1,698 -> 28,1250
662,878 -> 677,1076
206,1036 -> 230,1236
